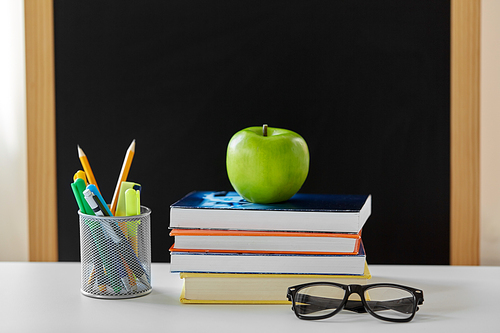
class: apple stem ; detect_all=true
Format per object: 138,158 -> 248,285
263,124 -> 268,137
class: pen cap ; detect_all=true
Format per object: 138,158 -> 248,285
78,206 -> 152,299
73,170 -> 88,186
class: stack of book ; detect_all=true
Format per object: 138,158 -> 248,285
169,190 -> 372,304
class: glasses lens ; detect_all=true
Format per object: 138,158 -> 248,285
294,285 -> 345,318
364,286 -> 415,320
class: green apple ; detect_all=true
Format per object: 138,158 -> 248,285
226,124 -> 309,204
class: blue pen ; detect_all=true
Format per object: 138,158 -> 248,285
86,184 -> 113,216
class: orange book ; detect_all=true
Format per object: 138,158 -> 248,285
170,229 -> 362,255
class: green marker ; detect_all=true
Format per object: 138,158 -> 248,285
72,179 -> 120,293
71,182 -> 86,213
74,178 -> 94,215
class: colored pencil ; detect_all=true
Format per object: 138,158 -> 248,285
110,139 -> 136,215
78,145 -> 100,193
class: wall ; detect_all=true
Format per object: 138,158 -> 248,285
480,0 -> 500,265
0,0 -> 29,261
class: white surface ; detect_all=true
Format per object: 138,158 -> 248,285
0,0 -> 28,261
481,0 -> 500,265
0,263 -> 498,332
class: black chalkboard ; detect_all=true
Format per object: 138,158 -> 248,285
54,0 -> 450,264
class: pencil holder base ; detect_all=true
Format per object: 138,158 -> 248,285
81,288 -> 152,299
79,206 -> 152,299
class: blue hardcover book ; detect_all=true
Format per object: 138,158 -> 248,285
170,191 -> 371,233
170,240 -> 367,276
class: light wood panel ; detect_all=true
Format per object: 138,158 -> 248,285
450,0 -> 481,265
24,0 -> 58,261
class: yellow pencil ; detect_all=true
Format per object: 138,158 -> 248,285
110,139 -> 136,215
77,145 -> 100,193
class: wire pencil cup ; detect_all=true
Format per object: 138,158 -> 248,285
79,206 -> 152,299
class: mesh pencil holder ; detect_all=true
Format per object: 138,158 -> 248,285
79,206 -> 152,299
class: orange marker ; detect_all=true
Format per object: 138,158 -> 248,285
77,145 -> 100,193
110,140 -> 136,215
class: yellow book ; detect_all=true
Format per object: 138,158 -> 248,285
179,261 -> 371,304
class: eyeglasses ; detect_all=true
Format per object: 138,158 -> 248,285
287,282 -> 424,323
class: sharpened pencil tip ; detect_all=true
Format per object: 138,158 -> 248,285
77,145 -> 85,157
129,139 -> 136,152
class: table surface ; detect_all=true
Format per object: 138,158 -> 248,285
1,262 -> 498,332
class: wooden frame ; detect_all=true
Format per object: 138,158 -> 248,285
24,1 -> 480,264
450,0 -> 480,265
25,0 -> 58,261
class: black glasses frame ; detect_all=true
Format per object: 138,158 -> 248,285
287,282 -> 424,323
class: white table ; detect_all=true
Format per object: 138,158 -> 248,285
1,263 -> 498,332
